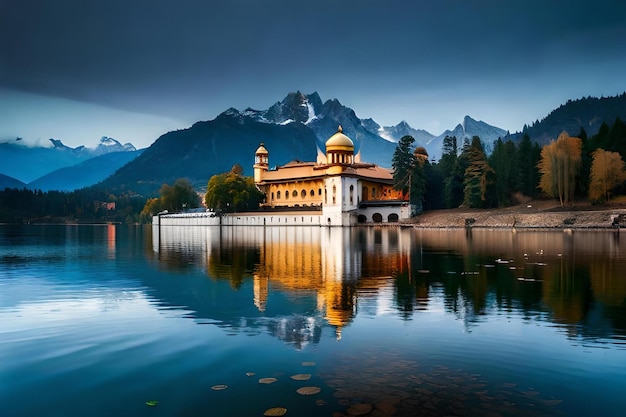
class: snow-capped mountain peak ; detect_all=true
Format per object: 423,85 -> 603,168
93,136 -> 137,155
375,120 -> 435,145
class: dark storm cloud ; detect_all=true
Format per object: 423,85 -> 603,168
1,0 -> 625,126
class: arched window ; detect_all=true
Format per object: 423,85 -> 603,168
277,191 -> 281,199
363,187 -> 368,201
332,185 -> 336,205
301,189 -> 306,198
271,192 -> 274,201
310,189 -> 315,197
285,190 -> 289,199
357,214 -> 367,223
372,213 -> 383,223
388,213 -> 399,223
372,188 -> 377,198
292,190 -> 298,197
318,188 -> 322,195
349,184 -> 354,204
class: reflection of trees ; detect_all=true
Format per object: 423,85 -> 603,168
589,258 -> 626,338
542,258 -> 593,325
152,225 -> 626,345
207,244 -> 260,289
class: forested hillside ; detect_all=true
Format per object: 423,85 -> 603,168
509,93 -> 626,145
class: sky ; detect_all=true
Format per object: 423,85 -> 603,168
1,0 -> 625,149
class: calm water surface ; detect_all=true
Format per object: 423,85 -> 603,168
1,224 -> 625,416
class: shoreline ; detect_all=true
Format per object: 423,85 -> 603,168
403,202 -> 626,230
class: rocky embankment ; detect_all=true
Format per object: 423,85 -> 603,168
405,201 -> 626,229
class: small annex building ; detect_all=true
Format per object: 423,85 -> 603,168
253,126 -> 410,226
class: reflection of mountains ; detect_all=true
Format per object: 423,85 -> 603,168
152,226 -> 626,346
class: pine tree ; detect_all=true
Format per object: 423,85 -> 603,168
517,134 -> 540,197
440,136 -> 466,208
463,136 -> 496,208
392,135 -> 417,197
489,138 -> 518,206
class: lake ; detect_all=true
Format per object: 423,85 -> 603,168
1,224 -> 625,417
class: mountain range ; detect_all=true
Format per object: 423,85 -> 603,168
99,91 -> 511,195
2,91 -> 624,196
0,137 -> 140,190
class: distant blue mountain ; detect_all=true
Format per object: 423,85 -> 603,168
0,137 -> 137,184
28,150 -> 143,192
0,173 -> 26,190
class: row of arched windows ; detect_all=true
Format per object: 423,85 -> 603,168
272,188 -> 322,201
357,213 -> 399,223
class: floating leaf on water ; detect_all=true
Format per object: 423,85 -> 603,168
315,399 -> 327,406
211,384 -> 228,390
290,373 -> 311,381
296,386 -> 321,395
259,378 -> 278,384
376,402 -> 396,414
301,361 -> 316,367
263,407 -> 287,416
347,403 -> 373,415
246,372 -> 256,377
145,400 -> 158,407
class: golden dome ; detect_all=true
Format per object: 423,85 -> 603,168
255,142 -> 268,155
325,126 -> 354,150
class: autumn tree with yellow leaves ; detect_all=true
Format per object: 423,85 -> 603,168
538,131 -> 582,206
588,149 -> 626,203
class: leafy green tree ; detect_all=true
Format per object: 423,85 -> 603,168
463,136 -> 496,208
159,178 -> 200,212
205,165 -> 263,212
139,178 -> 200,221
140,198 -> 162,222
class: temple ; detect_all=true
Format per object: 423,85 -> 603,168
253,126 -> 410,226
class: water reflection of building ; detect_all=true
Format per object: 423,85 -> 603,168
153,225 -> 408,339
